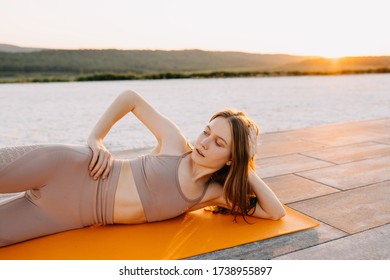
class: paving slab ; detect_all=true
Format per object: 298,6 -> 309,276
256,154 -> 334,178
263,174 -> 339,204
295,120 -> 388,147
359,118 -> 390,133
301,142 -> 390,164
258,139 -> 327,159
189,223 -> 347,260
301,131 -> 384,147
274,224 -> 390,260
288,181 -> 390,234
296,155 -> 390,190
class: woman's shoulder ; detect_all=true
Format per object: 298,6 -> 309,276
150,139 -> 192,156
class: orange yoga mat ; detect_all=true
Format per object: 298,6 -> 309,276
0,206 -> 318,260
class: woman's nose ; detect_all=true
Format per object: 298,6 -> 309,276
201,137 -> 209,149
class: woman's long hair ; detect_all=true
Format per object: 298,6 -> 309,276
209,110 -> 259,221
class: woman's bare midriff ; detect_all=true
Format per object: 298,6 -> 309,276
113,160 -> 147,224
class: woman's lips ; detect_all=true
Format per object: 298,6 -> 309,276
196,148 -> 205,157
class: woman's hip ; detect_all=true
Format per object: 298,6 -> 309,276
18,144 -> 122,226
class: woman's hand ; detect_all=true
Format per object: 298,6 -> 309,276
87,138 -> 113,180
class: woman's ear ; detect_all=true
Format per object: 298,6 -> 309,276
226,160 -> 232,166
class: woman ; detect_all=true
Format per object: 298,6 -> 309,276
0,90 -> 285,247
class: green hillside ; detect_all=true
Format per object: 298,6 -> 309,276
0,44 -> 389,83
0,48 -> 308,75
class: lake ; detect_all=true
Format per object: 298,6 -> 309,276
0,74 -> 389,151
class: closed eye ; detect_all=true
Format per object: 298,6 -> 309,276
204,125 -> 228,147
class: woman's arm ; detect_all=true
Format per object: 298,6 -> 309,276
206,176 -> 285,220
249,170 -> 286,220
88,90 -> 187,179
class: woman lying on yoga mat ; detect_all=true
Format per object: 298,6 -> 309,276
0,90 -> 285,247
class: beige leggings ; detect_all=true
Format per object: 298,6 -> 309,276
0,144 -> 121,247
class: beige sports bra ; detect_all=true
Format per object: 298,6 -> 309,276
129,152 -> 209,222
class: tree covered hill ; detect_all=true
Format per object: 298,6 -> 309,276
0,45 -> 309,76
0,44 -> 389,82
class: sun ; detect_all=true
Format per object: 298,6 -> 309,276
314,43 -> 386,59
317,48 -> 354,59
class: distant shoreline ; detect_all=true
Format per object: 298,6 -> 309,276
1,46 -> 389,83
1,68 -> 389,84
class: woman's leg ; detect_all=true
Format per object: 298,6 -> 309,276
0,194 -> 63,247
0,144 -> 66,193
0,144 -> 100,247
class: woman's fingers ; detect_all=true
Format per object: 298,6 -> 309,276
87,139 -> 113,180
89,147 -> 99,171
93,158 -> 107,180
89,148 -> 101,176
101,155 -> 113,180
91,150 -> 106,177
90,149 -> 112,180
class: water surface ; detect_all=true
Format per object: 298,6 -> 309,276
1,74 -> 389,150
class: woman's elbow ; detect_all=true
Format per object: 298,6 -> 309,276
269,207 -> 286,220
121,89 -> 138,101
119,90 -> 139,109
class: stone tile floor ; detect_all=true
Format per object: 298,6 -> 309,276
190,118 -> 390,260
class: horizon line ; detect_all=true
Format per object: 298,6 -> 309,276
1,42 -> 389,59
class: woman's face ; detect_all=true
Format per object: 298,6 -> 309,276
192,116 -> 232,170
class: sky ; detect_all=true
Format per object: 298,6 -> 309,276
1,0 -> 389,58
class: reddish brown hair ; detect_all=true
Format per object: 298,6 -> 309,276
209,110 -> 259,221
